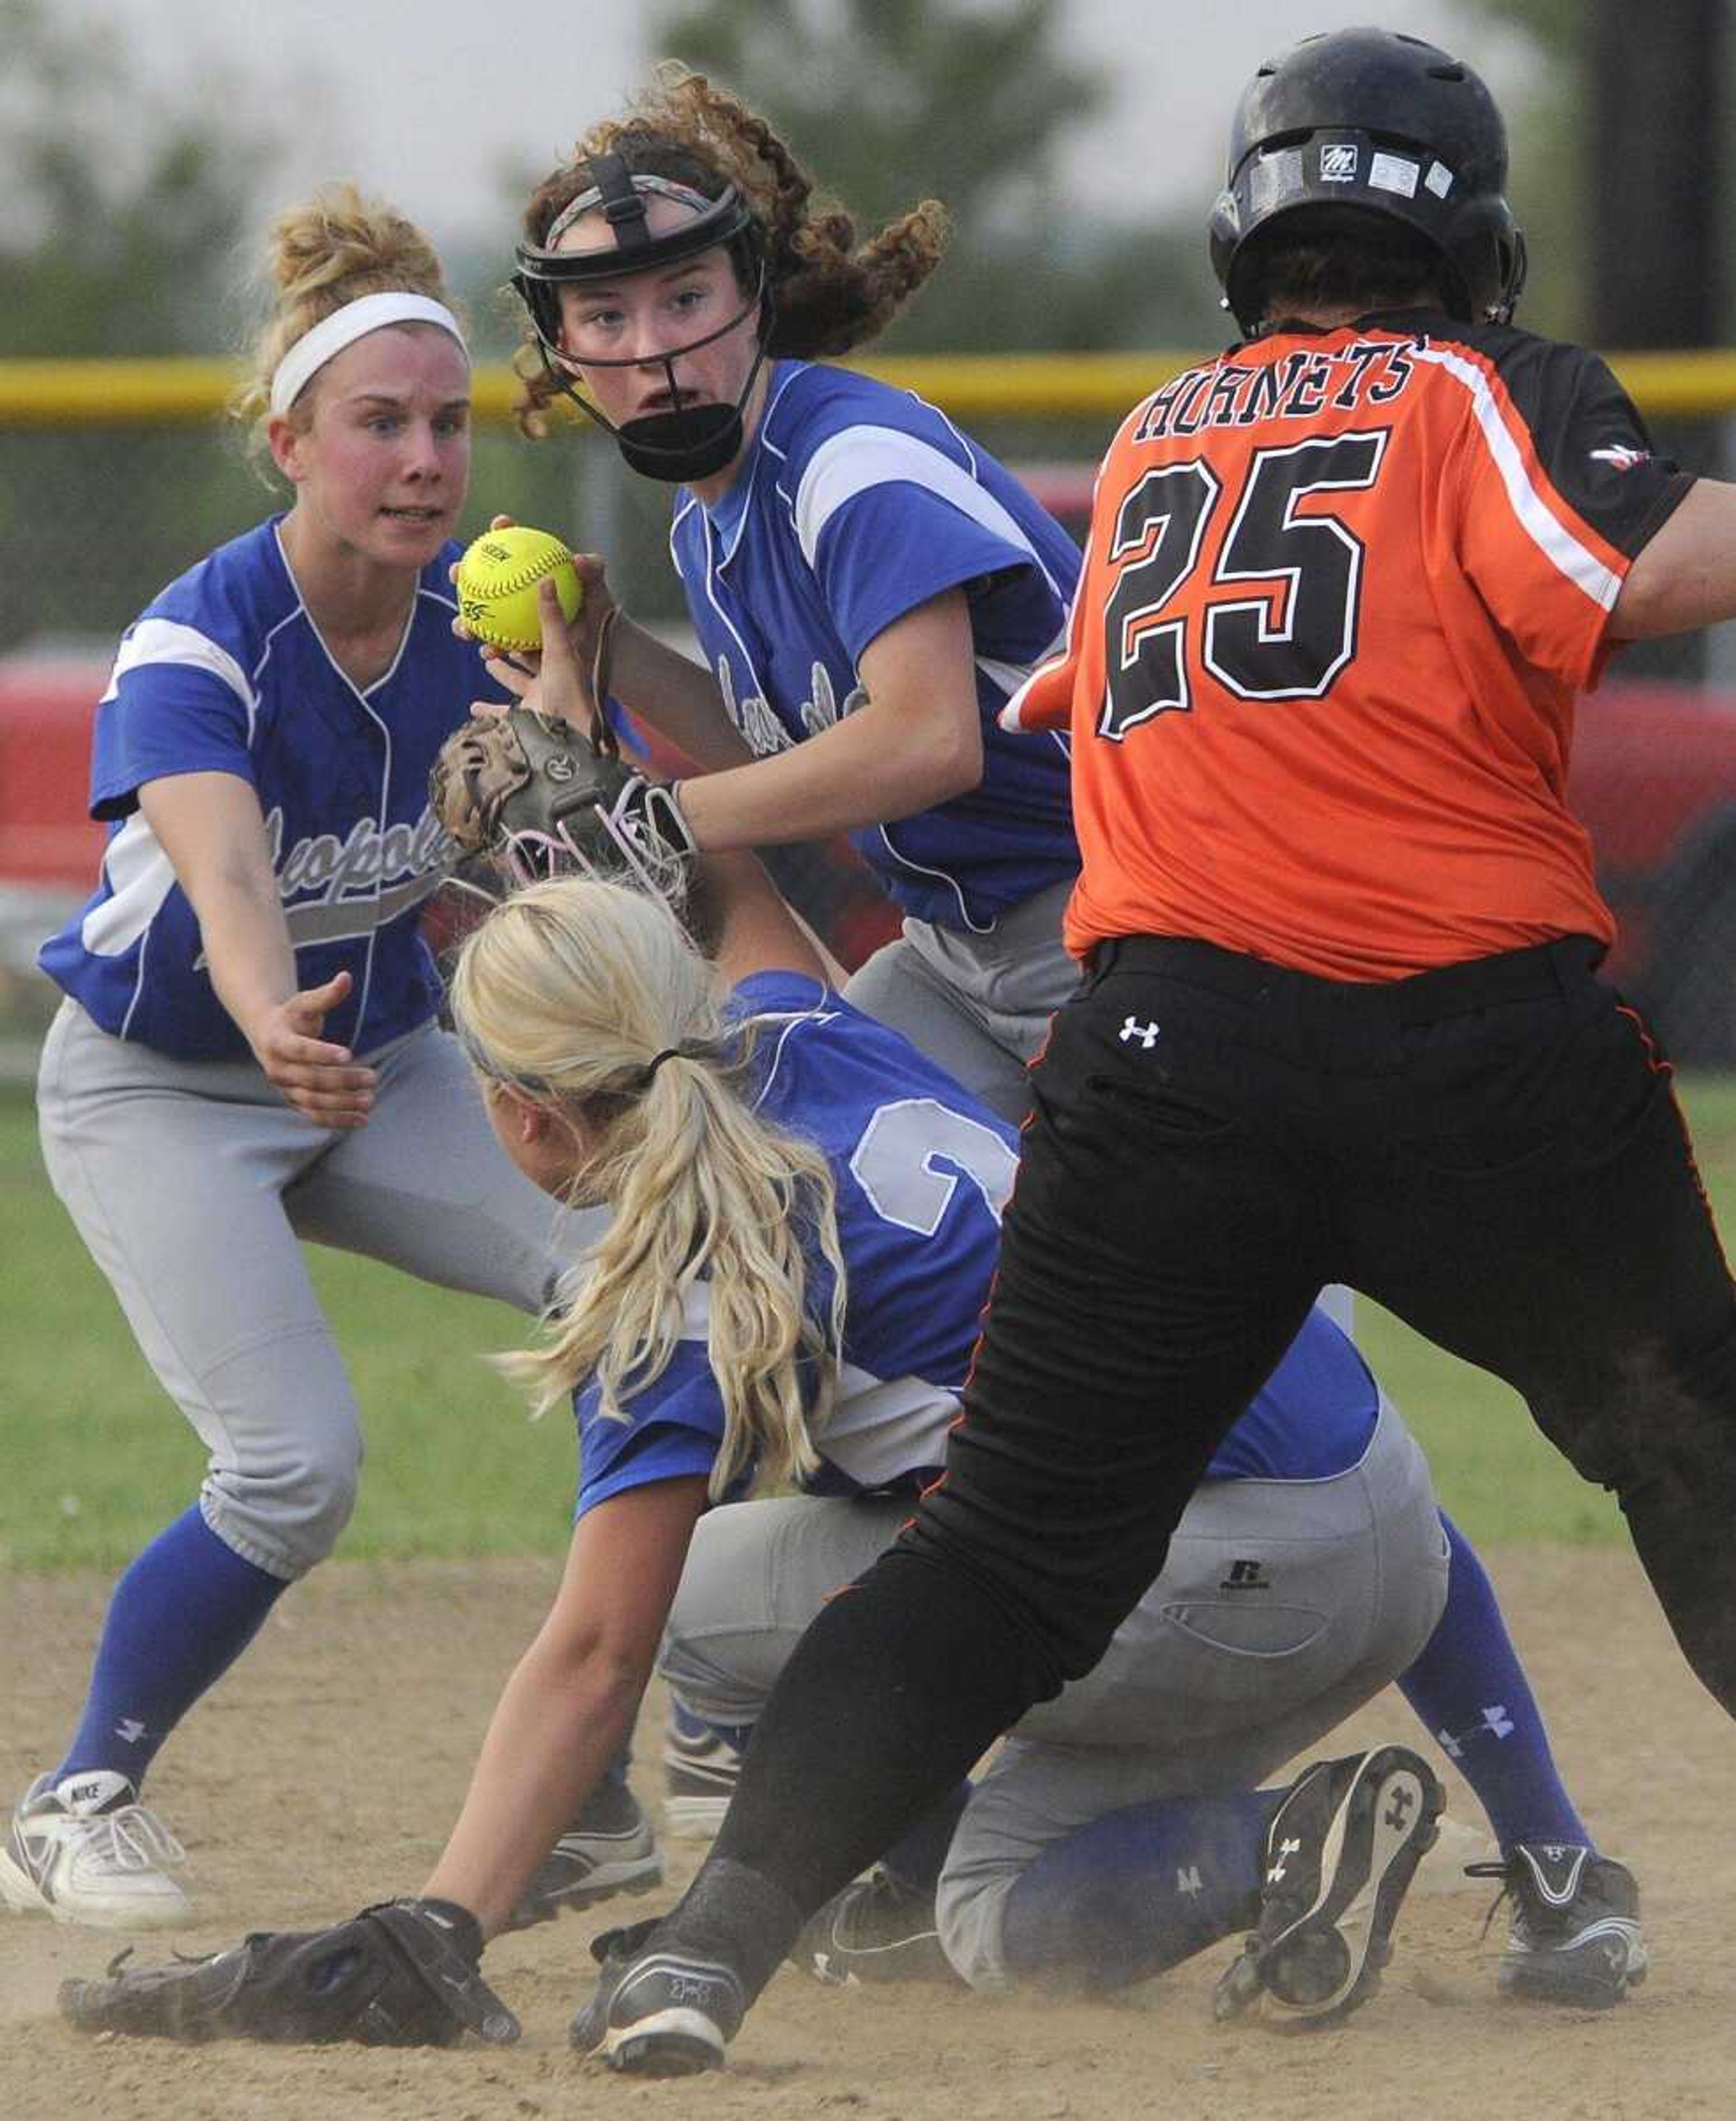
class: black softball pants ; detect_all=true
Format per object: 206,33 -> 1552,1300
693,933 -> 1736,1985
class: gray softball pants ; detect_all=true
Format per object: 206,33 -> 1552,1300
658,1396 -> 1446,1989
37,999 -> 600,1579
840,877 -> 1079,1125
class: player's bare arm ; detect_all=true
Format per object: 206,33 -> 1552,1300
698,848 -> 834,987
421,1475 -> 708,1938
591,585 -> 759,773
1609,476 -> 1736,639
676,587 -> 982,852
138,771 -> 376,1126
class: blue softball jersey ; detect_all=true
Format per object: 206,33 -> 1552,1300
668,360 -> 1082,932
573,972 -> 1381,1516
39,519 -> 501,1060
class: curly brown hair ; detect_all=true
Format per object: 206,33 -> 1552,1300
514,67 -> 949,435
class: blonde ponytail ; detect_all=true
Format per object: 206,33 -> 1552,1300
448,878 -> 847,1498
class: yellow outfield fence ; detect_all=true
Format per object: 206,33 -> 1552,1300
0,349 -> 1732,1075
5,347 -> 1736,425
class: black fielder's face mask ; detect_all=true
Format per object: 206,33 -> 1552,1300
511,153 -> 773,485
604,289 -> 769,484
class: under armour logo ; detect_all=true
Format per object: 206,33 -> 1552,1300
1384,1786 -> 1416,1832
114,1718 -> 147,1745
1437,1702 -> 1514,1760
1268,1836 -> 1302,1884
1176,1866 -> 1203,1898
667,1975 -> 723,2007
1118,1015 -> 1161,1049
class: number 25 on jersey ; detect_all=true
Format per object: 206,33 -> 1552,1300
1102,429 -> 1390,739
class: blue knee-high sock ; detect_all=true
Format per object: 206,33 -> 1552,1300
671,1701 -> 755,1756
1397,1511 -> 1590,1856
1001,1788 -> 1278,1992
56,1506 -> 289,1791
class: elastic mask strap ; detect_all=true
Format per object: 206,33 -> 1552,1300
588,153 -> 654,257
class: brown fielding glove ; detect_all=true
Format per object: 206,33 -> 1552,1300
429,706 -> 694,886
57,1897 -> 519,2047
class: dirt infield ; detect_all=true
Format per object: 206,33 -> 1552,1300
3,1545 -> 1732,2121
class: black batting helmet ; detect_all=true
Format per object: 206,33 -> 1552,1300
1208,27 -> 1527,334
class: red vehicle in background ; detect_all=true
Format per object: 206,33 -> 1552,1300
1570,680 -> 1736,1063
5,627 -> 1734,1064
0,649 -> 110,995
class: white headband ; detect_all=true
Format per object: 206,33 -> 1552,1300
269,292 -> 468,418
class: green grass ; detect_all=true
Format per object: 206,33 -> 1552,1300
2,1076 -> 1733,1571
0,1084 -> 580,1572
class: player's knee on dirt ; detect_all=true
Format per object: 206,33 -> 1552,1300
933,1844 -> 1018,1993
656,1497 -> 824,1727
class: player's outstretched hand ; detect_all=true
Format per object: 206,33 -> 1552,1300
58,1898 -> 519,2047
250,969 -> 377,1128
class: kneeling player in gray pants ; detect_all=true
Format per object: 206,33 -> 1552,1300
661,1391 -> 1644,2005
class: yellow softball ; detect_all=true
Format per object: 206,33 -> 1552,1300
455,525 -> 584,653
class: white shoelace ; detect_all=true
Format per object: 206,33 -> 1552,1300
71,1803 -> 188,1879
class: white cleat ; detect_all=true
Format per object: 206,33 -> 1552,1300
662,1704 -> 741,1842
0,1770 -> 192,1930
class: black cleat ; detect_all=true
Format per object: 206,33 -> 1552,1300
570,1919 -> 745,2076
1467,1843 -> 1647,2008
505,1782 -> 662,1932
1215,1744 -> 1444,2028
792,1868 -> 959,1986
